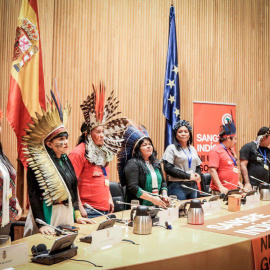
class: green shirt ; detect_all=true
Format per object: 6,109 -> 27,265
136,166 -> 167,206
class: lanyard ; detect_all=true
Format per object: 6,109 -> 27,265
179,145 -> 192,169
258,147 -> 267,164
101,166 -> 107,177
220,143 -> 237,166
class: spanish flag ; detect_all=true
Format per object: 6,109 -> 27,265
7,0 -> 46,166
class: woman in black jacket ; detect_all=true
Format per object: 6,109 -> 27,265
118,124 -> 169,208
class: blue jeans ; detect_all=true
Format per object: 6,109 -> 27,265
168,182 -> 198,200
85,207 -> 109,219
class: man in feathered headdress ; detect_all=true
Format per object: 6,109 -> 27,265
69,83 -> 129,218
240,127 -> 270,189
208,115 -> 243,195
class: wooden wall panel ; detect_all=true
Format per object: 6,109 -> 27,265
1,0 -> 269,194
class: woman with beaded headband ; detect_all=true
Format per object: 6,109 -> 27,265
162,120 -> 202,200
117,123 -> 169,208
23,92 -> 92,236
0,110 -> 22,235
69,83 -> 129,218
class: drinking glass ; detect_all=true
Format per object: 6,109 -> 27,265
169,195 -> 177,207
0,235 -> 11,248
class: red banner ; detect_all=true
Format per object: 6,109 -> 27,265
252,236 -> 270,270
193,102 -> 236,173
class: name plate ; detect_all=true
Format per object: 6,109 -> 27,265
0,242 -> 28,269
88,226 -> 122,252
202,200 -> 222,213
245,193 -> 260,206
157,207 -> 178,226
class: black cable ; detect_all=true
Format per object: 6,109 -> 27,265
122,239 -> 139,245
67,258 -> 103,267
153,225 -> 167,229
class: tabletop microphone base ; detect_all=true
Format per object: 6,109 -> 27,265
31,246 -> 78,265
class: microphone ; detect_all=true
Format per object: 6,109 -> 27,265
84,203 -> 111,219
116,201 -> 139,207
35,218 -> 68,235
250,175 -> 268,184
116,201 -> 167,210
223,180 -> 246,191
181,184 -> 212,196
181,184 -> 221,200
144,191 -> 181,202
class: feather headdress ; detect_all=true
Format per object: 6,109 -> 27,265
256,127 -> 270,148
117,123 -> 149,187
22,91 -> 71,206
219,112 -> 236,137
81,83 -> 129,158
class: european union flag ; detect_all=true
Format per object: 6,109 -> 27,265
163,6 -> 180,149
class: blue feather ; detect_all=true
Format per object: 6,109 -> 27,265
50,90 -> 63,121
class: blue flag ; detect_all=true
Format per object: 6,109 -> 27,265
163,6 -> 180,150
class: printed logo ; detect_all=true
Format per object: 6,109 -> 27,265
12,18 -> 39,72
222,113 -> 232,125
2,250 -> 7,260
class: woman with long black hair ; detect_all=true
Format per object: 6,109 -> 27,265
117,124 -> 169,207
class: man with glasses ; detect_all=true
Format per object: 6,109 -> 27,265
240,127 -> 270,190
209,118 -> 242,195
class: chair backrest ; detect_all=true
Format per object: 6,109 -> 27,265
201,173 -> 212,193
109,182 -> 125,212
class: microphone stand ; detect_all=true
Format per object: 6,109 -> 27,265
181,184 -> 213,197
181,184 -> 221,201
35,218 -> 68,235
143,190 -> 181,202
84,203 -> 111,219
250,175 -> 268,184
116,201 -> 139,207
223,180 -> 246,191
115,201 -> 166,214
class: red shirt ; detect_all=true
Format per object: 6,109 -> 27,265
209,144 -> 239,191
69,143 -> 110,211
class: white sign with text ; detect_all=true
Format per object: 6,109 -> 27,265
88,226 -> 122,251
0,242 -> 28,269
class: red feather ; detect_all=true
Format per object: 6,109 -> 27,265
95,82 -> 105,122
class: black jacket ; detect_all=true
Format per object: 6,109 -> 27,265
163,160 -> 201,186
124,158 -> 167,205
27,155 -> 79,228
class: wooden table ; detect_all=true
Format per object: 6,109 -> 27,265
13,199 -> 267,270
